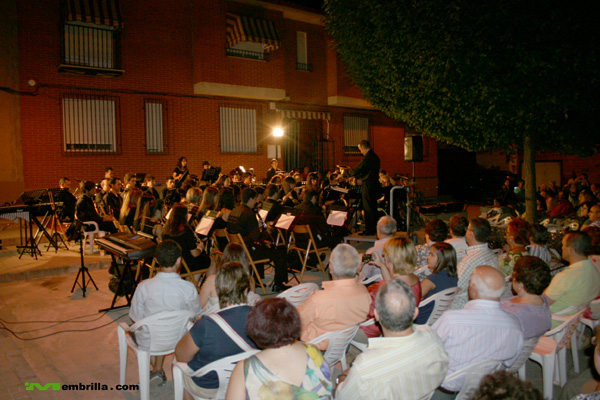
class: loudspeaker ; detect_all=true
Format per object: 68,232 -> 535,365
404,136 -> 423,162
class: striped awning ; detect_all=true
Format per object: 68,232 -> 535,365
279,109 -> 331,121
226,13 -> 280,52
64,0 -> 123,28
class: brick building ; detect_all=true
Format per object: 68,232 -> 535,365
0,0 -> 439,204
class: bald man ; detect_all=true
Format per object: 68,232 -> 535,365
432,266 -> 523,395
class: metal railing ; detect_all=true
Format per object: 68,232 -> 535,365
225,47 -> 269,61
296,62 -> 313,72
61,24 -> 121,70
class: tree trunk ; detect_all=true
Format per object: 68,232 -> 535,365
523,135 -> 536,224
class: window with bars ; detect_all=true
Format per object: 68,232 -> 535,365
145,99 -> 167,154
296,31 -> 312,71
219,107 -> 258,153
62,23 -> 119,70
61,94 -> 120,154
343,115 -> 369,154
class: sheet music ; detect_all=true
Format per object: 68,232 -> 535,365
327,210 -> 347,226
275,213 -> 295,230
195,216 -> 215,236
258,209 -> 268,221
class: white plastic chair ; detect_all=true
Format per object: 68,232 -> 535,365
276,283 -> 319,306
172,350 -> 259,400
521,308 -> 586,400
578,299 -> 600,345
350,318 -> 376,352
308,325 -> 359,371
506,336 -> 540,380
359,273 -> 383,286
82,221 -> 106,254
440,359 -> 502,400
117,310 -> 196,400
417,287 -> 460,326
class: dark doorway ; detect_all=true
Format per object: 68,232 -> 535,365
437,146 -> 477,201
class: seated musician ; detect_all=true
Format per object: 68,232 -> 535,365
211,187 -> 235,251
173,156 -> 189,189
268,174 -> 283,185
263,184 -> 284,224
266,159 -> 279,182
306,172 -> 322,193
122,172 -> 137,193
75,181 -> 117,233
196,186 -> 219,221
162,203 -> 211,272
294,189 -> 332,250
161,177 -> 181,206
141,175 -> 160,199
242,172 -> 254,186
119,188 -> 142,229
201,161 -> 218,184
227,187 -> 289,292
279,176 -> 299,207
105,178 -> 123,219
95,178 -> 109,211
56,177 -> 77,223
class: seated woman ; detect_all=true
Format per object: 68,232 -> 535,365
162,203 -> 210,272
500,256 -> 552,339
279,176 -> 299,207
526,224 -> 552,263
358,237 -> 422,339
499,217 -> 532,277
226,298 -> 333,400
212,187 -> 235,251
195,186 -> 219,221
175,262 -> 257,398
414,219 -> 449,273
119,188 -> 143,229
199,243 -> 260,312
415,243 -> 458,325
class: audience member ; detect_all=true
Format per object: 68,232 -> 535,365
500,256 -> 552,339
415,219 -> 449,271
227,298 -> 333,400
470,371 -> 543,400
128,240 -> 201,384
175,262 -> 257,398
570,325 -> 600,400
360,216 -> 397,281
416,243 -> 458,324
432,265 -> 523,396
335,280 -> 449,400
499,218 -> 531,277
588,204 -> 600,228
451,217 -> 498,309
297,244 -> 370,350
527,224 -> 552,263
545,232 -> 600,325
445,214 -> 469,264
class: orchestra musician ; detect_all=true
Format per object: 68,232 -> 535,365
162,177 -> 181,206
97,167 -> 113,186
266,159 -> 279,182
201,161 -> 219,184
227,187 -> 290,292
56,177 -> 77,223
279,176 -> 299,207
105,178 -> 123,220
173,157 -> 190,189
75,181 -> 117,233
119,188 -> 143,229
142,175 -> 160,199
96,178 -> 109,210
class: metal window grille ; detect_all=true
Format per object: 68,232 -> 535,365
145,99 -> 167,154
61,94 -> 120,154
63,23 -> 116,69
344,116 -> 369,154
220,107 -> 258,153
297,32 -> 307,64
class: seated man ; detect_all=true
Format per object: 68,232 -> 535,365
75,181 -> 117,233
336,279 -> 449,400
104,177 -> 122,219
445,214 -> 469,264
161,177 -> 181,206
227,187 -> 289,292
294,189 -> 332,249
432,266 -> 523,396
297,244 -> 371,350
451,217 -> 498,310
128,240 -> 202,383
360,216 -> 397,281
545,231 -> 600,324
56,177 -> 77,223
175,262 -> 257,398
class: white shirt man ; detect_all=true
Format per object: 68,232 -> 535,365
451,217 -> 498,310
360,216 -> 397,281
432,266 -> 523,393
336,279 -> 448,400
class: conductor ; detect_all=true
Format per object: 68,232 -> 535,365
347,140 -> 380,236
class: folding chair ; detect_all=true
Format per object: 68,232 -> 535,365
288,225 -> 329,283
226,233 -> 270,294
180,258 -> 208,290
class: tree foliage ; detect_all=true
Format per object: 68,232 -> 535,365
324,0 -> 599,154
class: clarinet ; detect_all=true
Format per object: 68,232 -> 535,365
254,207 -> 276,246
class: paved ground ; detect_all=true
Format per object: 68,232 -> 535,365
0,213 -> 598,400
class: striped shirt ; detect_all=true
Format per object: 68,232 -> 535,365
451,244 -> 498,310
526,244 -> 552,263
336,325 -> 449,400
432,299 -> 523,392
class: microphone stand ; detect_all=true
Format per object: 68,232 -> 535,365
70,223 -> 98,298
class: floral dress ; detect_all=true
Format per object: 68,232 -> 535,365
499,250 -> 529,277
243,344 -> 332,400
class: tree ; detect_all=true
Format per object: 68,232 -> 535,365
325,0 -> 599,222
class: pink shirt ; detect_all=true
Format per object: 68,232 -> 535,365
298,278 -> 371,350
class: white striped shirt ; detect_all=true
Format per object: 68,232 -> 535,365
526,244 -> 552,263
432,299 -> 523,392
337,325 -> 449,400
451,244 -> 498,309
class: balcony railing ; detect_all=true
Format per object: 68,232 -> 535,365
296,62 -> 313,72
226,47 -> 269,61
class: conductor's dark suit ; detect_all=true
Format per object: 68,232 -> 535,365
350,149 -> 380,235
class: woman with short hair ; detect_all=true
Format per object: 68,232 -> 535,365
226,298 -> 333,400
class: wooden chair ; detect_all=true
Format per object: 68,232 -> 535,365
226,233 -> 270,294
180,258 -> 208,289
211,228 -> 229,257
287,225 -> 329,283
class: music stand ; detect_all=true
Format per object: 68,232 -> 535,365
16,189 -> 47,259
71,223 -> 98,298
43,188 -> 68,252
